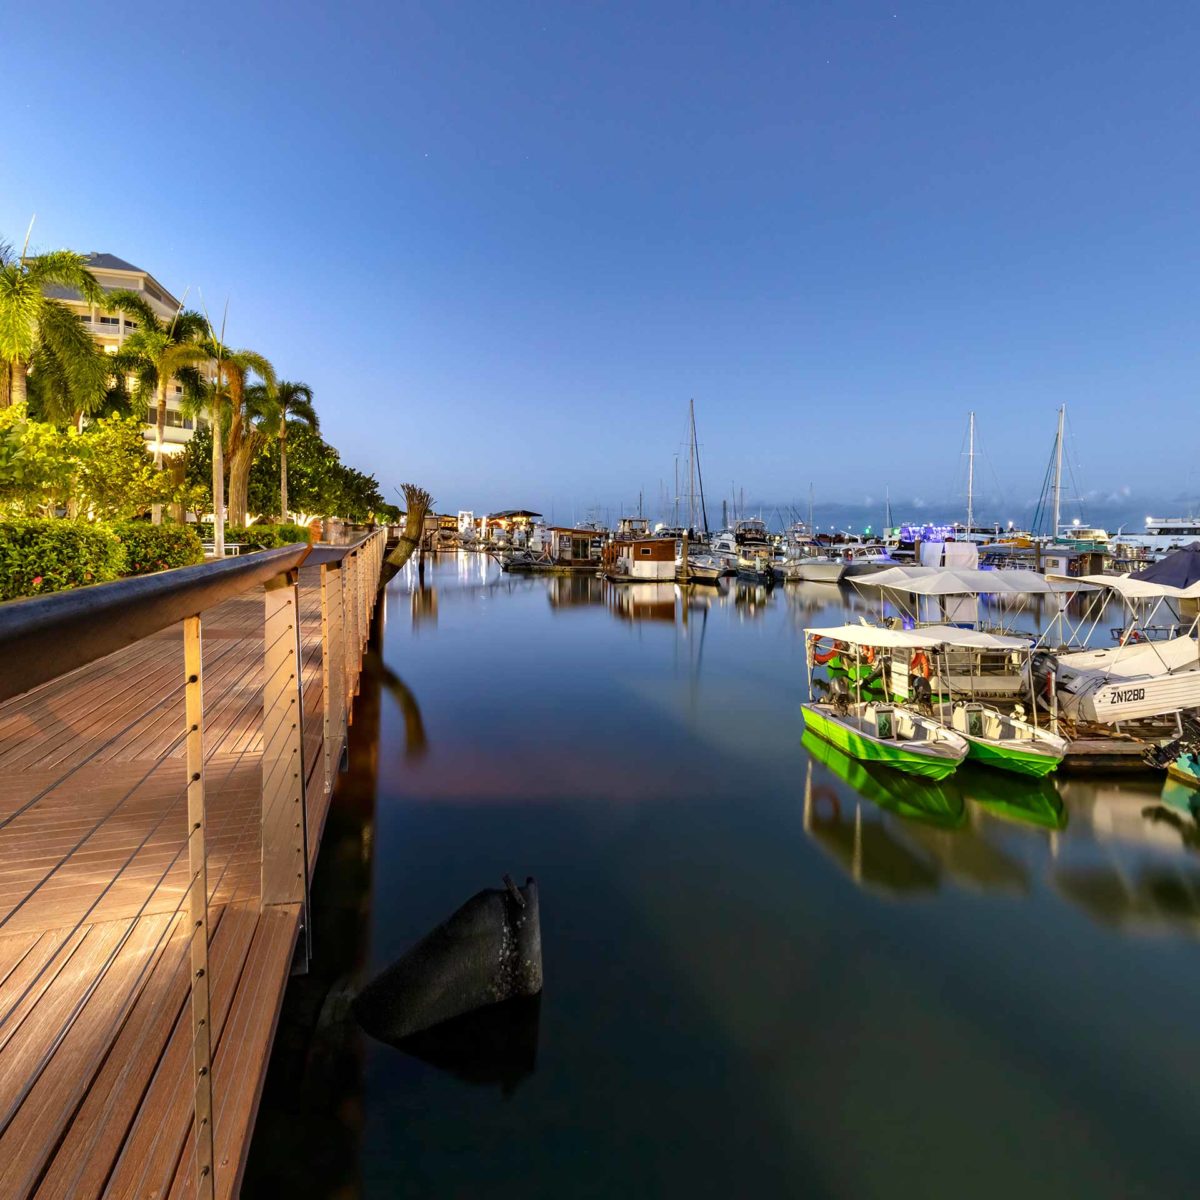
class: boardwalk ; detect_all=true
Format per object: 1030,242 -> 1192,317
0,535 -> 383,1198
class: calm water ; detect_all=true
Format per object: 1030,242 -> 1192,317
247,552 -> 1200,1199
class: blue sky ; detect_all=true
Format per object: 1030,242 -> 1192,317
4,2 -> 1199,526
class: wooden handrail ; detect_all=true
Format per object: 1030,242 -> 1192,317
0,543 -> 314,704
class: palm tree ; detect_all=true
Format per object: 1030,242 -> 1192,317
105,290 -> 209,474
0,241 -> 108,413
211,347 -> 276,527
260,381 -> 317,519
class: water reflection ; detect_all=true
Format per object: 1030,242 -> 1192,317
804,724 -> 1200,934
378,995 -> 541,1096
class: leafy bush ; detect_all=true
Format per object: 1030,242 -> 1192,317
199,522 -> 312,549
262,522 -> 312,546
113,522 -> 204,576
0,519 -> 126,600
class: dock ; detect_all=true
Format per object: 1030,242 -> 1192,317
0,532 -> 385,1198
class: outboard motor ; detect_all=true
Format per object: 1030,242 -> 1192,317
910,675 -> 933,715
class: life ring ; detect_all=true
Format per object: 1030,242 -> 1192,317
810,636 -> 844,666
1127,629 -> 1143,644
863,646 -> 876,665
909,649 -> 931,680
809,785 -> 841,822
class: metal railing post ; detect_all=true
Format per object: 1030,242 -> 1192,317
184,615 -> 215,1200
320,561 -> 347,795
261,570 -> 310,967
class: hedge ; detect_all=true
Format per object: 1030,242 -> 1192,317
113,522 -> 204,576
0,519 -> 127,601
200,522 -> 312,548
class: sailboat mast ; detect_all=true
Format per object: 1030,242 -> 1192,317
687,413 -> 695,532
689,398 -> 710,534
808,482 -> 814,535
966,410 -> 975,536
673,455 -> 679,528
1052,404 -> 1065,539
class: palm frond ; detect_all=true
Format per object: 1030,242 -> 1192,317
102,289 -> 162,330
23,251 -> 105,305
36,300 -> 109,415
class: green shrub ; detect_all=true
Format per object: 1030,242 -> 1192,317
199,522 -> 312,549
0,519 -> 127,601
264,522 -> 312,546
113,522 -> 204,576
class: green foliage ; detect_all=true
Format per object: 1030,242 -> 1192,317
74,414 -> 174,519
0,518 -> 126,600
187,423 -> 392,523
112,521 -> 204,575
198,521 -> 310,548
0,404 -> 77,514
0,243 -> 107,413
0,405 -> 181,520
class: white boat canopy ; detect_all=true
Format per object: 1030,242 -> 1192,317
912,624 -> 1033,650
804,624 -> 944,649
853,566 -> 1098,596
1052,573 -> 1200,601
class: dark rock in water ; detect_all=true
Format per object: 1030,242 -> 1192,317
390,993 -> 541,1094
352,876 -> 542,1043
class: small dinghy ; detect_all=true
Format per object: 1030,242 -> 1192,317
950,701 -> 1067,778
802,700 -> 968,781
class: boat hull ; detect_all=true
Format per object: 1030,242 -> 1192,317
963,736 -> 1062,778
802,704 -> 963,781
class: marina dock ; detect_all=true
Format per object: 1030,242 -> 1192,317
0,532 -> 384,1199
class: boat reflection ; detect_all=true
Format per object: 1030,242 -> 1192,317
802,730 -> 965,828
609,582 -> 679,623
959,766 -> 1066,831
803,759 -> 941,896
733,580 -> 774,619
1048,778 -> 1200,935
802,735 -> 1030,895
546,574 -> 606,610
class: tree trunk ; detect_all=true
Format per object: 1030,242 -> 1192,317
152,377 -> 167,525
279,424 -> 288,521
228,443 -> 255,528
211,402 -> 226,557
168,458 -> 186,523
10,359 -> 28,407
0,362 -> 10,408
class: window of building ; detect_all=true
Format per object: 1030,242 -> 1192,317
98,315 -> 121,325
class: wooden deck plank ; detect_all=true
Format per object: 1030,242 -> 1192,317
0,913 -> 178,1199
103,903 -> 261,1200
33,912 -> 196,1200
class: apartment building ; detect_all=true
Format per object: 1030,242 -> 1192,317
46,253 -> 206,453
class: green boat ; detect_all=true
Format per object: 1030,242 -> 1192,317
948,702 -> 1067,778
958,766 -> 1066,830
802,701 -> 968,782
802,730 -> 965,828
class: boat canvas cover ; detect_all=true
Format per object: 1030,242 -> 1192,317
1056,636 -> 1200,679
913,625 -> 1033,651
855,567 -> 1095,596
1133,543 -> 1200,589
804,624 -> 944,649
